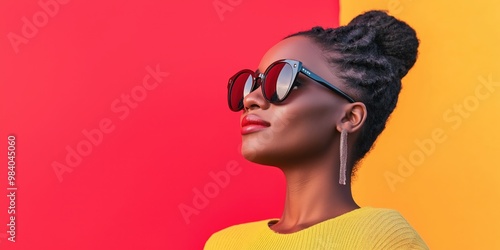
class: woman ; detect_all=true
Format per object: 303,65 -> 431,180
205,10 -> 428,249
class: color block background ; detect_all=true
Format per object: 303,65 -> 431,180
341,1 -> 500,249
0,0 -> 498,249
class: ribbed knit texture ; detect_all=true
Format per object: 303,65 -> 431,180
204,207 -> 428,249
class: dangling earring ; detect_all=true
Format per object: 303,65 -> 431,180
339,129 -> 348,185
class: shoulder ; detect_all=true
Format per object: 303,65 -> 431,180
349,207 -> 429,249
355,206 -> 410,221
211,218 -> 268,235
204,218 -> 273,249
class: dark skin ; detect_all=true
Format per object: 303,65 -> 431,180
240,36 -> 368,234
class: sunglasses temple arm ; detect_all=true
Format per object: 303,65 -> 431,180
300,67 -> 356,103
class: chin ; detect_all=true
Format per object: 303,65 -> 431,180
241,147 -> 274,165
241,145 -> 292,167
241,147 -> 265,163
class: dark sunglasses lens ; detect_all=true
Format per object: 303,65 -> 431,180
265,62 -> 294,102
229,72 -> 253,111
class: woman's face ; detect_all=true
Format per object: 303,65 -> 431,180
240,36 -> 353,166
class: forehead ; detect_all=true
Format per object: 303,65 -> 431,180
257,36 -> 328,73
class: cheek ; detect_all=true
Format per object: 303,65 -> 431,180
281,103 -> 334,150
241,101 -> 335,164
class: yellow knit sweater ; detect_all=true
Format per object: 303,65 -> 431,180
204,207 -> 428,249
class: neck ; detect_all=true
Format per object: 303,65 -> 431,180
271,155 -> 359,233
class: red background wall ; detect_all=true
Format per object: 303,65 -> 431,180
0,1 -> 340,249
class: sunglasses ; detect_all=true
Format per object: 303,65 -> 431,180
227,59 -> 356,112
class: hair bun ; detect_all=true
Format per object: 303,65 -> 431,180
347,10 -> 419,78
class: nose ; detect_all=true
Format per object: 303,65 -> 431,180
242,84 -> 270,112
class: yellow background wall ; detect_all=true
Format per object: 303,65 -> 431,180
343,1 -> 500,248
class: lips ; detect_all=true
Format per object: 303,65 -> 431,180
241,114 -> 270,135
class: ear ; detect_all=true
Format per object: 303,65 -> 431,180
336,102 -> 367,133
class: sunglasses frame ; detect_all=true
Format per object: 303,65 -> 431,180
228,59 -> 356,112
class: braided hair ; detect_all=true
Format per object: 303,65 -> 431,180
286,10 -> 419,174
